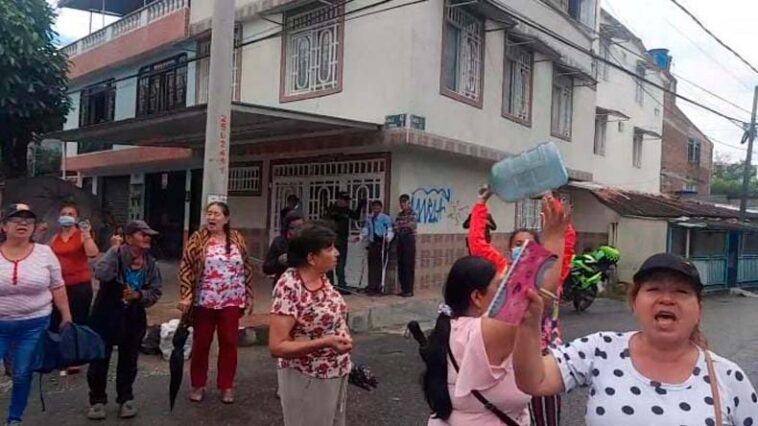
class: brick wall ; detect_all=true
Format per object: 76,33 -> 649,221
661,94 -> 713,195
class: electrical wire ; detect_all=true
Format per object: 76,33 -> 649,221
64,0 -> 420,95
486,3 -> 747,126
605,38 -> 753,117
669,0 -> 758,76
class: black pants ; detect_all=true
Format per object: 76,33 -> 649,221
367,241 -> 386,293
87,307 -> 146,405
50,282 -> 93,332
396,234 -> 416,295
328,240 -> 349,288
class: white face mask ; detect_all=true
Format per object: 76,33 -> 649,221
511,246 -> 524,261
58,216 -> 76,227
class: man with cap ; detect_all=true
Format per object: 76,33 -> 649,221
323,191 -> 366,290
86,220 -> 163,421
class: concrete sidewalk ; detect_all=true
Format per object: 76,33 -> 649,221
148,261 -> 442,335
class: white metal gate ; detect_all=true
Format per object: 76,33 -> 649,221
270,158 -> 386,288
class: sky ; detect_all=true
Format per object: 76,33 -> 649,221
603,0 -> 758,162
49,0 -> 758,162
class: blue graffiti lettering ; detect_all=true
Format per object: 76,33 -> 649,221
411,187 -> 452,224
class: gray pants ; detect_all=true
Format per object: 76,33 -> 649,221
278,368 -> 348,426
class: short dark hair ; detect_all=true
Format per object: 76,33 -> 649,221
282,212 -> 304,231
286,194 -> 299,204
399,194 -> 410,202
287,222 -> 337,268
371,200 -> 383,207
60,201 -> 80,216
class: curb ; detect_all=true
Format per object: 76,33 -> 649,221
238,298 -> 440,346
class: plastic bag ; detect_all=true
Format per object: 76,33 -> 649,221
159,319 -> 193,361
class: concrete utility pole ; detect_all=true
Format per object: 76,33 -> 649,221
200,0 -> 236,214
739,86 -> 758,221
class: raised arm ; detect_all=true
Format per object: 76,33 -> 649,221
513,289 -> 565,396
467,190 -> 508,275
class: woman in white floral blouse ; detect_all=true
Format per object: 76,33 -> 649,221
269,222 -> 353,426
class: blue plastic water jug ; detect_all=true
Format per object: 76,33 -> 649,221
489,142 -> 569,202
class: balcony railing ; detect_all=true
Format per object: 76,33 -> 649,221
61,0 -> 188,58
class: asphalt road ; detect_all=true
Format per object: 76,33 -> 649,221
7,295 -> 758,425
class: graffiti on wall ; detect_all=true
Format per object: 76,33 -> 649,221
446,199 -> 469,226
411,187 -> 453,225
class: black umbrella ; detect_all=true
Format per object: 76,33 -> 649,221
169,315 -> 192,411
3,176 -> 103,243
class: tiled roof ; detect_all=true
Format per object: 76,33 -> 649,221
589,188 -> 758,220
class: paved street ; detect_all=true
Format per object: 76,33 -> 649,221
7,294 -> 758,425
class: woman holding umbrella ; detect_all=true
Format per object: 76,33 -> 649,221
269,222 -> 353,426
49,202 -> 99,375
177,202 -> 255,404
0,203 -> 72,426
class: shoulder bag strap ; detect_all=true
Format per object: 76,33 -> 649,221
447,343 -> 521,426
704,349 -> 723,426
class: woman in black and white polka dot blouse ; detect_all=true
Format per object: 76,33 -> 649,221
513,253 -> 758,426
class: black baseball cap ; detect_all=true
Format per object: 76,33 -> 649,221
633,253 -> 703,292
2,204 -> 37,221
124,220 -> 159,236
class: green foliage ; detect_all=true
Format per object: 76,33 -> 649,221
0,0 -> 70,179
711,155 -> 758,197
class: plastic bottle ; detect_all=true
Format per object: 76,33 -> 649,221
489,142 -> 569,202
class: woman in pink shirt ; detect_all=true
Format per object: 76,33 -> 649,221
420,195 -> 569,426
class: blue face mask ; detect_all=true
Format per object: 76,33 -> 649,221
58,216 -> 76,227
511,246 -> 523,261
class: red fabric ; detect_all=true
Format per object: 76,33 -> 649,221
560,224 -> 577,283
190,306 -> 241,390
467,202 -> 509,275
51,229 -> 92,286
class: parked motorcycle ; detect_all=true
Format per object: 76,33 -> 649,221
563,245 -> 621,312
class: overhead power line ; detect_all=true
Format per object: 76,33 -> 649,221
487,3 -> 748,126
669,0 -> 758,76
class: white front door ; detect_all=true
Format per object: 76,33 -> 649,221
270,158 -> 387,288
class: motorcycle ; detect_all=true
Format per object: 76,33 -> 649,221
562,245 -> 621,312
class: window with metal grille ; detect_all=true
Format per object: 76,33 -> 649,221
136,54 -> 187,116
196,26 -> 242,104
282,3 -> 343,100
688,138 -> 701,165
551,68 -> 574,140
515,198 -> 543,231
441,3 -> 483,106
228,162 -> 262,196
79,79 -> 115,127
635,63 -> 645,106
503,36 -> 533,124
633,132 -> 643,168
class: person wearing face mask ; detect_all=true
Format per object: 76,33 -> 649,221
467,188 -> 576,426
49,202 -> 100,375
86,220 -> 163,421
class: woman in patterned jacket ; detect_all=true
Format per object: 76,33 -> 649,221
177,202 -> 255,404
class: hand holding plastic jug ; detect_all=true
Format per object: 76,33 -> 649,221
489,142 -> 569,202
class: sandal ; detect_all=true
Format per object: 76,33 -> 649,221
189,387 -> 205,402
220,389 -> 234,404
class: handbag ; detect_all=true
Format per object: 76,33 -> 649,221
448,344 -> 521,426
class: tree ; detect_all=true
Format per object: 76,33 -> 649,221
711,153 -> 758,197
0,0 -> 70,179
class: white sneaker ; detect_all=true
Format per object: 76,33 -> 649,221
119,400 -> 138,419
86,403 -> 106,420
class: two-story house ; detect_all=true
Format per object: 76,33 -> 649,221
52,0 -> 671,291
